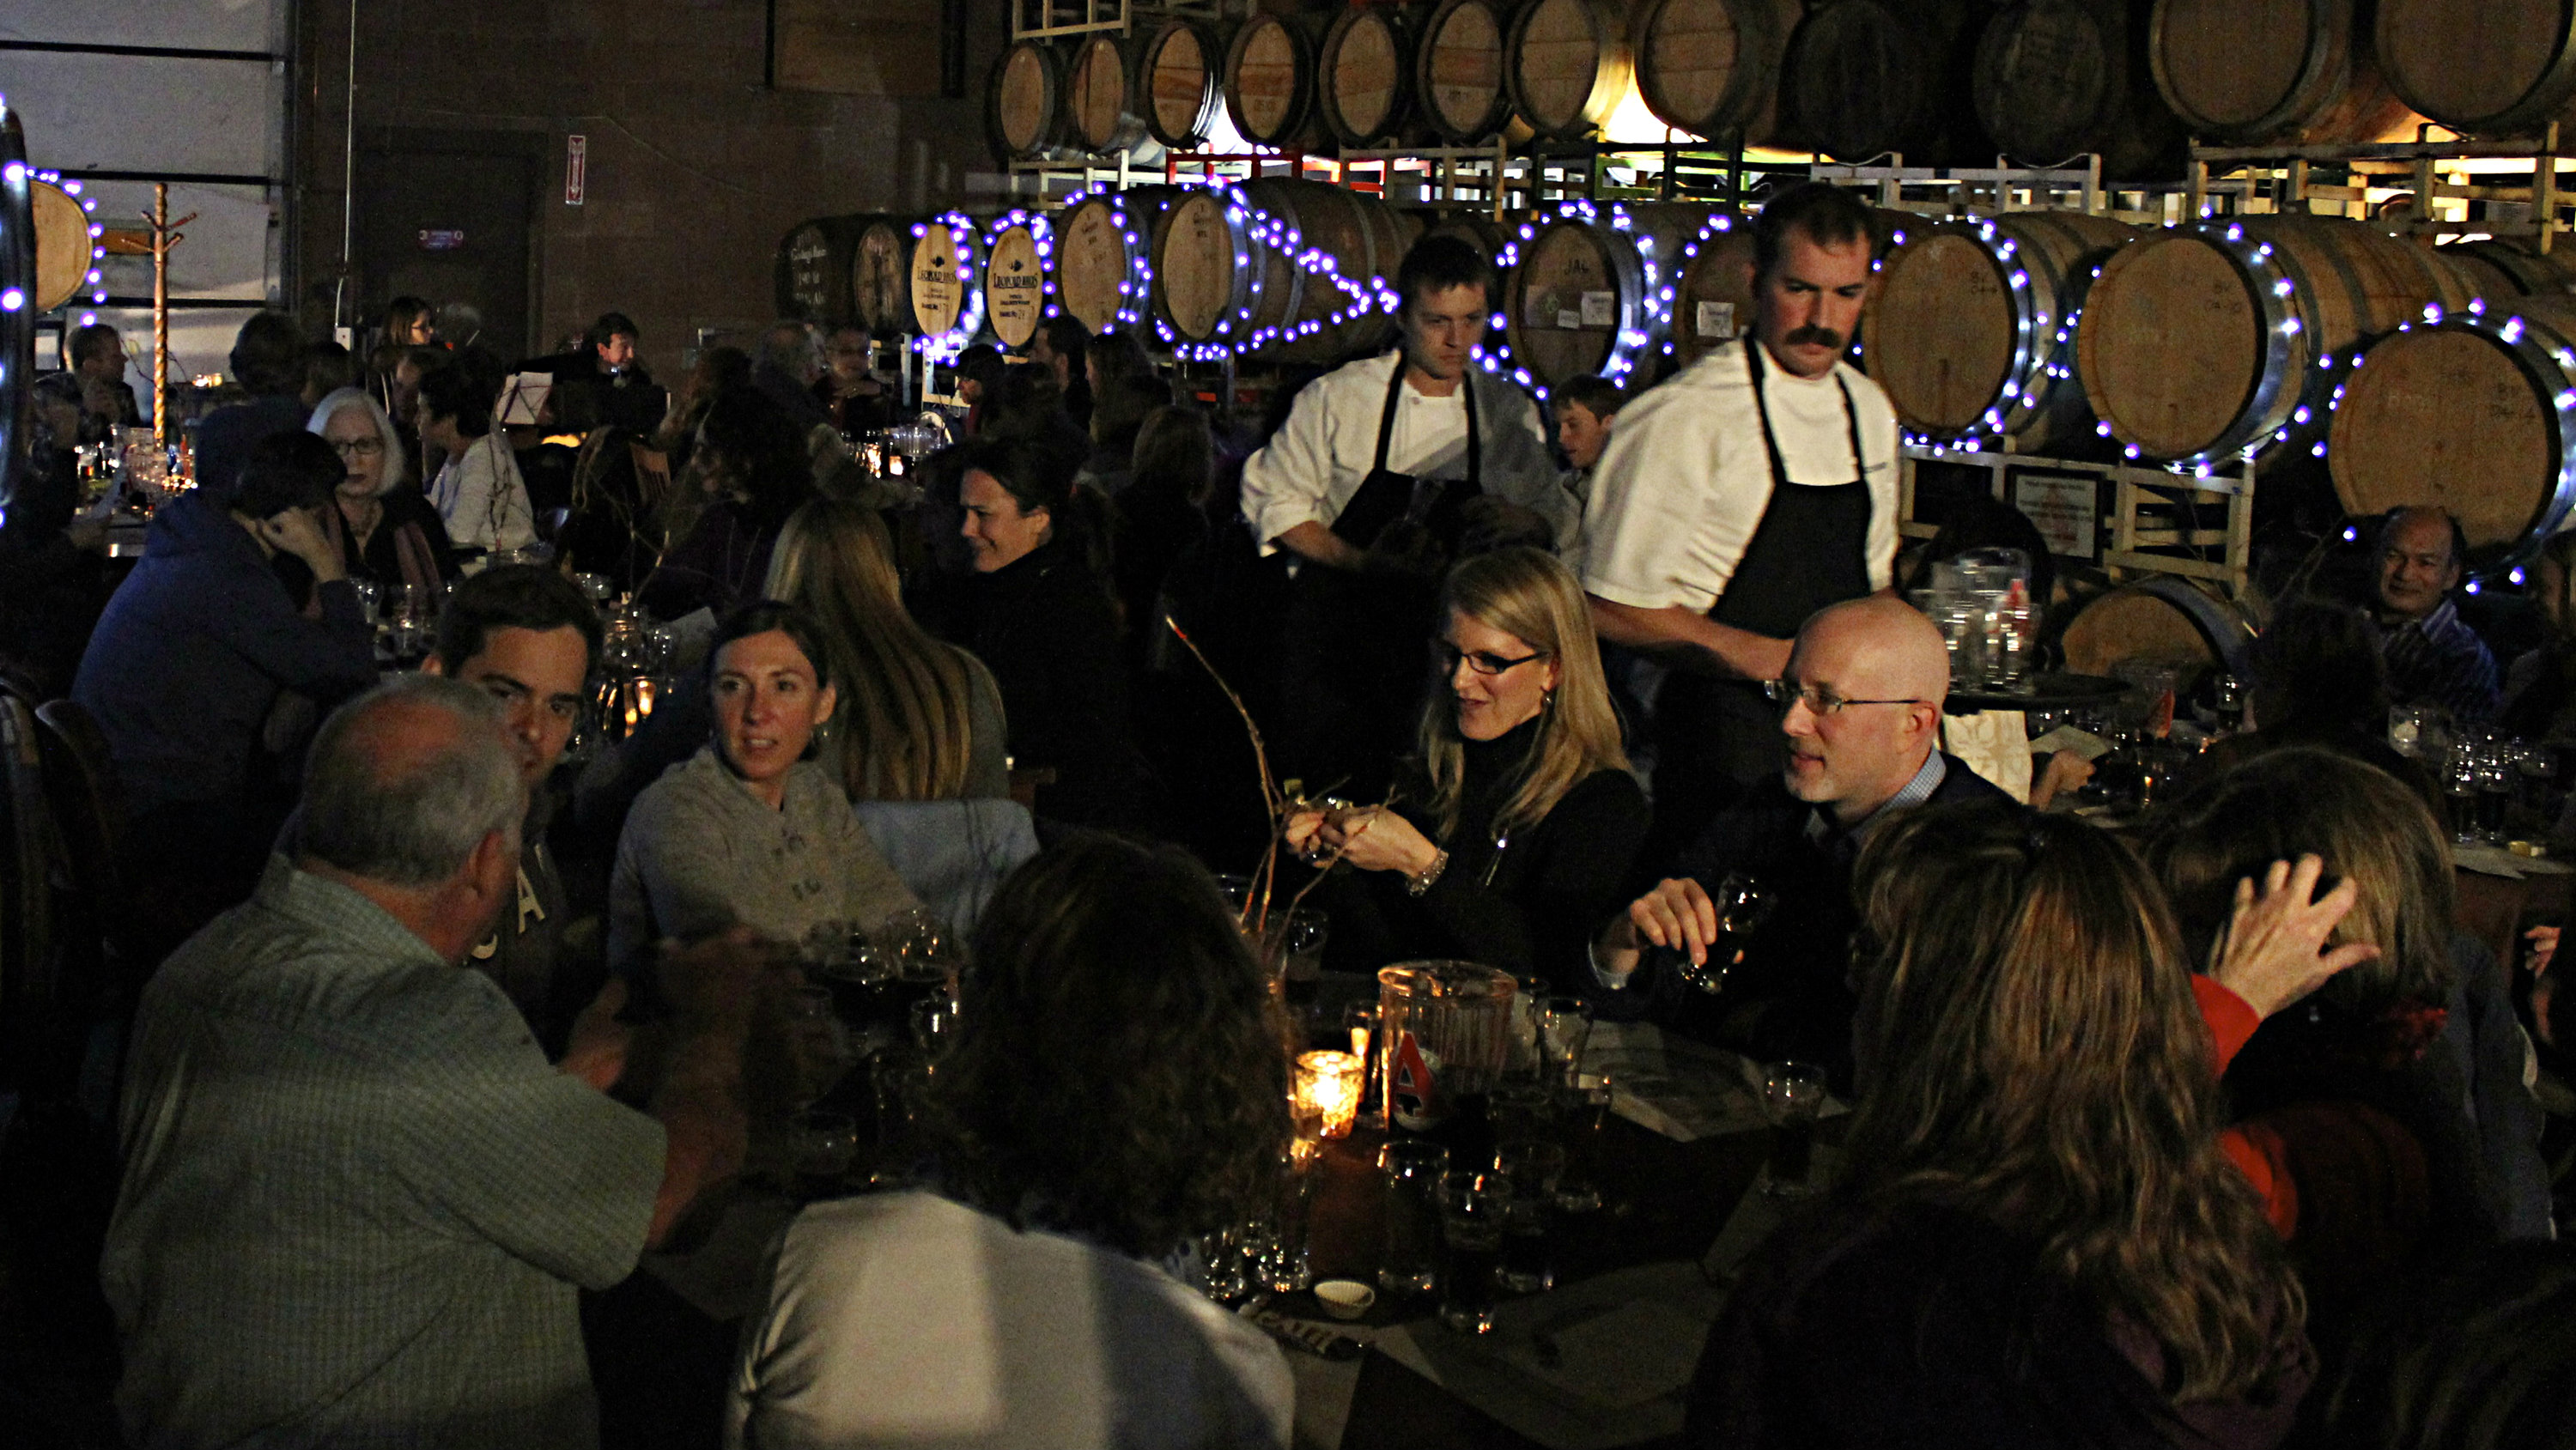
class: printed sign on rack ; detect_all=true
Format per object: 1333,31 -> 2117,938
2014,470 -> 2099,559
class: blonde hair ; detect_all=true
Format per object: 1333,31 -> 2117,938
2147,746 -> 2455,1013
764,499 -> 986,801
1850,802 -> 2306,1404
1416,548 -> 1627,840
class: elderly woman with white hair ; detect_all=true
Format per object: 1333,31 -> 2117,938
307,385 -> 458,592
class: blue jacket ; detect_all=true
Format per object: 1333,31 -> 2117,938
72,493 -> 377,816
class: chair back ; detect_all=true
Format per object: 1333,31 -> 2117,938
0,690 -> 64,1090
32,699 -> 137,979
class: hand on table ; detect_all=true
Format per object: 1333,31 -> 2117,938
1315,804 -> 1442,878
2030,749 -> 2095,810
2207,855 -> 2379,1020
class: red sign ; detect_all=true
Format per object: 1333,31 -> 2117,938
564,134 -> 587,207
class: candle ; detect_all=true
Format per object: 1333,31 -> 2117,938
1294,1050 -> 1364,1141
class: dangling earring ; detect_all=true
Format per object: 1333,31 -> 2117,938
1541,688 -> 1556,712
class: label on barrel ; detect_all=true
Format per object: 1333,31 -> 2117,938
1389,1029 -> 1444,1131
986,225 -> 1046,349
1555,309 -> 1583,330
1581,290 -> 1615,327
1696,300 -> 1735,339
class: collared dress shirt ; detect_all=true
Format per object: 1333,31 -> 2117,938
2382,597 -> 2500,724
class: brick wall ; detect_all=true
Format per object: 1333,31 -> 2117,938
290,0 -> 1002,374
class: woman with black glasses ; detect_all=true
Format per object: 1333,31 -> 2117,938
1286,547 -> 1647,982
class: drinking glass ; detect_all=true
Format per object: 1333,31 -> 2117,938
1536,995 -> 1594,1090
1436,1170 -> 1511,1333
780,986 -> 851,1109
788,1110 -> 859,1198
1553,1070 -> 1613,1214
2476,743 -> 2516,845
1345,1004 -> 1384,1129
1760,1061 -> 1829,1198
1491,1140 -> 1564,1294
2518,742 -> 2561,819
868,1053 -> 933,1188
909,996 -> 959,1059
1377,1140 -> 1451,1296
1677,873 -> 1778,994
2445,748 -> 2483,846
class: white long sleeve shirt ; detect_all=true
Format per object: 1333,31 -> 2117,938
429,432 -> 538,555
1239,350 -> 1572,554
1579,344 -> 1901,612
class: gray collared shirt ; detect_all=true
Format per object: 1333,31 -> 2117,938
1801,748 -> 1947,856
105,858 -> 665,1449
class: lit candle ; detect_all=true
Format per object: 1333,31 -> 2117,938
1294,1050 -> 1363,1141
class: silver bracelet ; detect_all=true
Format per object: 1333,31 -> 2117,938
1406,849 -> 1450,897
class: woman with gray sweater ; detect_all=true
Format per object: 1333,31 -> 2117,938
610,603 -> 920,981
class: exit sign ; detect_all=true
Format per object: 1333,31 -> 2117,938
565,134 -> 587,206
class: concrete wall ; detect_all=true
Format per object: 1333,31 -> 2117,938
290,0 -> 1004,376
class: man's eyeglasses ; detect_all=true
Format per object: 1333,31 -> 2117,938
1433,642 -> 1548,677
329,437 -> 386,458
1762,679 -> 1925,716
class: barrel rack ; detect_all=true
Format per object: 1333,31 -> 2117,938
2184,126 -> 2573,248
1010,0 -> 1219,42
1900,446 -> 2256,600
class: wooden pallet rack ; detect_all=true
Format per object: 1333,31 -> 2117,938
1901,446 -> 2256,599
2187,126 -> 2571,245
1009,0 -> 1221,41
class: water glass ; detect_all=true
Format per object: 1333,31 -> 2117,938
1492,1140 -> 1564,1294
868,1053 -> 933,1188
909,996 -> 959,1058
1535,995 -> 1593,1089
1436,1170 -> 1511,1334
1554,1070 -> 1613,1214
1760,1061 -> 1829,1198
1377,1139 -> 1451,1296
788,1109 -> 859,1198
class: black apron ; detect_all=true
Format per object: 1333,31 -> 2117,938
1282,361 -> 1485,797
1650,339 -> 1874,847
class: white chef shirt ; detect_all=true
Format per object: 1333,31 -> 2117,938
1239,349 -> 1571,555
1580,343 -> 1900,613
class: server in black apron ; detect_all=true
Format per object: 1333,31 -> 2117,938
1575,183 -> 1899,861
1241,236 -> 1571,799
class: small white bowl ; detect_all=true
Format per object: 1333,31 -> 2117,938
1314,1279 -> 1375,1321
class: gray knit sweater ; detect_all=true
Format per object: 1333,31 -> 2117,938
608,746 -> 921,976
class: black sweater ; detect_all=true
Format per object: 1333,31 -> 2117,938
1317,716 -> 1649,986
966,536 -> 1149,829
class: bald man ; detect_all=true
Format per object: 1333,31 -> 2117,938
2374,506 -> 2499,723
1588,597 -> 2011,1080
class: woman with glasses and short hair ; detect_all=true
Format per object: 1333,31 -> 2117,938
307,386 -> 458,592
1285,547 -> 1647,981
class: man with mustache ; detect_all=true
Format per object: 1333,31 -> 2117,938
1578,183 -> 1900,859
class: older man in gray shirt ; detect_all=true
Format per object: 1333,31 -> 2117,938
103,676 -> 751,1450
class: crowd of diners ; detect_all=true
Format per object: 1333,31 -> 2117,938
1,179 -> 2571,1450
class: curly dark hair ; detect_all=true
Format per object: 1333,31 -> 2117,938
931,836 -> 1291,1259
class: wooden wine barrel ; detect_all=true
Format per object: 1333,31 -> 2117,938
1976,0 -> 2188,182
1417,0 -> 1519,141
776,220 -> 843,324
849,218 -> 912,335
1632,0 -> 1801,143
1152,179 -> 1417,363
1063,34 -> 1158,159
1783,0 -> 1998,166
1051,185 -> 1188,336
1224,12 -> 1327,149
1506,0 -> 1635,140
873,215 -> 980,341
1321,6 -> 1420,148
32,181 -> 95,314
980,215 -> 1051,351
2374,0 -> 2576,138
2058,576 -> 2257,690
1868,212 -> 2142,454
2327,295 -> 2576,561
2145,0 -> 2415,146
2438,239 -> 2576,299
1501,203 -> 1718,391
2075,215 -> 2479,463
1139,18 -> 1227,149
987,39 -> 1080,162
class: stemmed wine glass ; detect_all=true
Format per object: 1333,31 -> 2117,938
1675,873 -> 1778,994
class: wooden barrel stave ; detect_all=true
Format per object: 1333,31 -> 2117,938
777,218 -> 849,325
2076,215 -> 2479,463
2374,0 -> 2576,138
850,219 -> 913,335
1868,211 -> 2142,454
1783,0 -> 1998,166
2147,0 -> 2418,146
1139,18 -> 1227,149
32,181 -> 94,315
1975,0 -> 2188,182
1633,0 -> 1801,144
1418,0 -> 1520,142
906,215 -> 981,345
2328,294 -> 2576,561
980,215 -> 1052,352
2058,576 -> 2258,693
1225,13 -> 1329,149
1321,7 -> 1420,148
1153,179 -> 1416,364
2438,239 -> 2576,299
1507,0 -> 1636,140
1063,34 -> 1161,161
987,40 -> 1082,163
1052,186 -> 1188,337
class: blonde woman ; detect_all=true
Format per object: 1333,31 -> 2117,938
764,498 -> 1011,802
1287,547 -> 1647,980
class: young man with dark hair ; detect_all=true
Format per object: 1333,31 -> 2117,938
1241,233 -> 1571,796
424,565 -> 605,1047
1552,373 -> 1625,572
1029,312 -> 1095,428
192,311 -> 313,500
1580,181 -> 1901,859
70,322 -> 143,441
